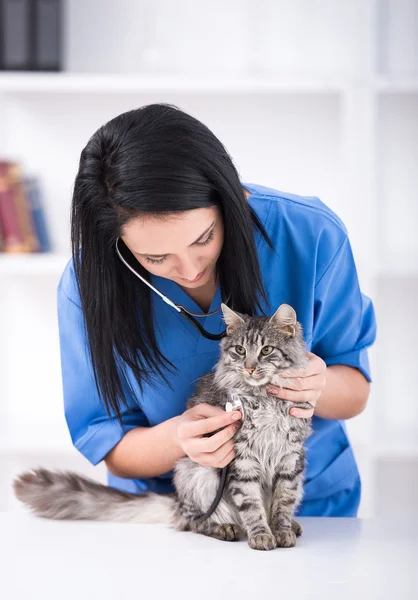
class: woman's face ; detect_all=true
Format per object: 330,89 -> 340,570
120,206 -> 224,289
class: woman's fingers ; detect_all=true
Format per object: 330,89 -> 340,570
197,422 -> 239,453
216,446 -> 236,468
197,439 -> 236,468
290,406 -> 314,419
185,422 -> 237,457
179,406 -> 241,440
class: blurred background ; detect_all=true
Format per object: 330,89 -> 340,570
0,0 -> 417,518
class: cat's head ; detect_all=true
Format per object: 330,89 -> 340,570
214,303 -> 308,390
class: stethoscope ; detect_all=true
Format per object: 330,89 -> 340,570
115,237 -> 227,341
115,236 -> 234,523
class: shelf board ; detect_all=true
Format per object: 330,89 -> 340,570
373,441 -> 418,460
374,76 -> 418,93
0,424 -> 77,458
0,72 -> 348,94
376,256 -> 418,277
353,439 -> 418,460
0,253 -> 69,276
358,258 -> 418,279
0,441 -> 76,457
0,73 -> 417,95
1,253 -> 417,278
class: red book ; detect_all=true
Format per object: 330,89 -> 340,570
0,219 -> 4,251
0,161 -> 28,253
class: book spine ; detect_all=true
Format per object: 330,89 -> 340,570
24,176 -> 51,252
7,162 -> 40,251
0,217 -> 4,251
0,0 -> 34,71
34,0 -> 62,71
0,161 -> 27,252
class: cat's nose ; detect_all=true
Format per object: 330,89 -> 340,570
245,367 -> 255,374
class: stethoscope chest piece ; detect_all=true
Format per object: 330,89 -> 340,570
225,392 -> 245,420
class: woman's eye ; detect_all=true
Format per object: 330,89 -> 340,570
235,345 -> 246,356
196,230 -> 215,246
261,345 -> 274,356
145,256 -> 166,265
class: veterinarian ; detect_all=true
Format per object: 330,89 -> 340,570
58,104 -> 376,517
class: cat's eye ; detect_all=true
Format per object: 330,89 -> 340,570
235,345 -> 246,356
261,345 -> 274,356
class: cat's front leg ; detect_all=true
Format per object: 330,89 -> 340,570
228,458 -> 276,551
270,452 -> 305,548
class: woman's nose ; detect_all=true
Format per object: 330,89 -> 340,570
176,258 -> 201,281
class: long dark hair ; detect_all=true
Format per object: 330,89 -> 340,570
71,103 -> 274,426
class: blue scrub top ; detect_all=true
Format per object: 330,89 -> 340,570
57,182 -> 377,517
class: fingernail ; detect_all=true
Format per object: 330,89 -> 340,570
232,412 -> 241,420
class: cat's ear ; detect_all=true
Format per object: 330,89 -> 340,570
269,303 -> 297,337
221,303 -> 245,335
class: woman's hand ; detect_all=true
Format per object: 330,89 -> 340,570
266,352 -> 327,418
174,403 -> 242,468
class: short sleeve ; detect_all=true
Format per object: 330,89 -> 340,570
57,283 -> 150,466
311,234 -> 377,383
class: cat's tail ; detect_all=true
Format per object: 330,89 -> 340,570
12,468 -> 176,524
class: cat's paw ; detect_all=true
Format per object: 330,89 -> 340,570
274,528 -> 297,548
219,523 -> 241,541
291,519 -> 303,537
248,532 -> 277,551
192,520 -> 242,541
208,523 -> 241,541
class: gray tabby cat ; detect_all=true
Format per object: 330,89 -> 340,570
13,303 -> 312,551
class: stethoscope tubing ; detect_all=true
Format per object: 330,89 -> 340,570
115,237 -> 227,340
115,237 -> 229,522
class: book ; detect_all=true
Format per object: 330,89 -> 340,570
0,161 -> 28,252
0,161 -> 52,253
23,176 -> 51,252
0,0 -> 62,71
0,216 -> 4,250
7,162 -> 39,251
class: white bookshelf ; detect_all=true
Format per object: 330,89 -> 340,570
1,71 -> 417,94
0,72 -> 350,94
0,253 -> 69,276
1,0 -> 417,517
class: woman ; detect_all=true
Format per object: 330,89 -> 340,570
58,103 -> 376,517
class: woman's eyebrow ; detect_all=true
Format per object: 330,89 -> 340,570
137,221 -> 215,258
